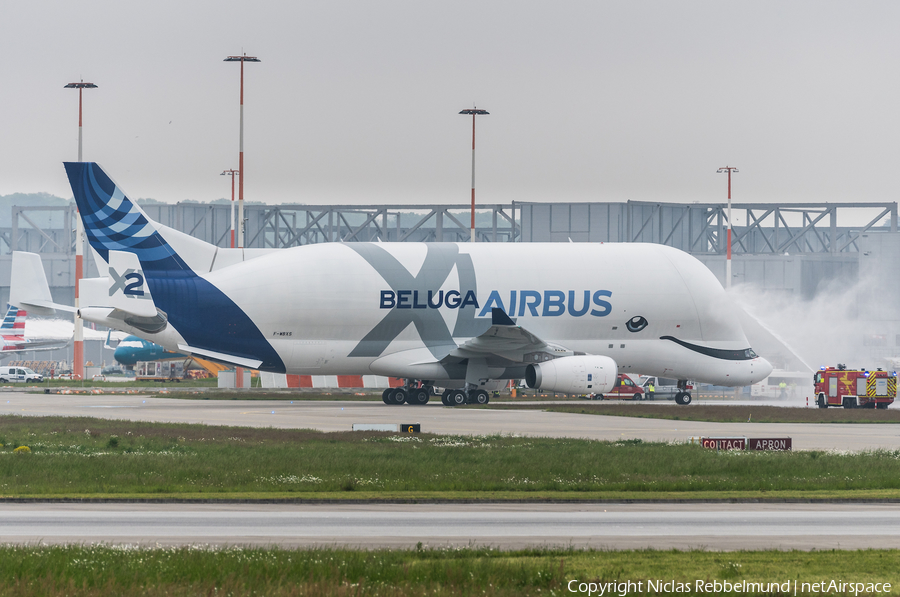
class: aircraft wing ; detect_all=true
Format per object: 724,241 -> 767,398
0,339 -> 70,356
446,309 -> 573,364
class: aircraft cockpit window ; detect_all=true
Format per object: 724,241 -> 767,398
745,349 -> 758,359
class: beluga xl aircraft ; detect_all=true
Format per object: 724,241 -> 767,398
10,162 -> 772,406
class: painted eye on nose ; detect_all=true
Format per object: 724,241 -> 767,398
626,316 -> 648,332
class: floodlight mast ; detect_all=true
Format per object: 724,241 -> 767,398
224,54 -> 260,249
224,54 -> 259,391
64,80 -> 98,380
459,108 -> 489,242
717,166 -> 739,289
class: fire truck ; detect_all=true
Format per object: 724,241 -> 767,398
813,365 -> 896,409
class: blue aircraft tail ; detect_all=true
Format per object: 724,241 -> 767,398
63,162 -> 285,372
64,162 -> 191,273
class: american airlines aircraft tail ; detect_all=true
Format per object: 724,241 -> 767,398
0,305 -> 25,333
0,304 -> 69,355
11,162 -> 773,405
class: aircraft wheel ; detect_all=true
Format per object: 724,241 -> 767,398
441,390 -> 451,405
409,388 -> 430,405
681,392 -> 692,405
382,388 -> 393,404
472,389 -> 490,405
448,390 -> 467,406
392,388 -> 408,405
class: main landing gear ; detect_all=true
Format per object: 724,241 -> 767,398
440,388 -> 490,406
379,380 -> 491,406
381,383 -> 431,406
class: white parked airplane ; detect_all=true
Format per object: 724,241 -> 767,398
11,162 -> 772,405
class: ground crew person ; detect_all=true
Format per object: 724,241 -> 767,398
648,381 -> 655,400
779,381 -> 787,398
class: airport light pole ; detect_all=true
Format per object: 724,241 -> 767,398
224,54 -> 260,250
224,55 -> 259,390
717,166 -> 738,289
65,80 -> 98,380
221,169 -> 239,248
459,107 -> 489,242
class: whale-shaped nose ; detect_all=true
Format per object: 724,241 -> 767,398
755,357 -> 774,382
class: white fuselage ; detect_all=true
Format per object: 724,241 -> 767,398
145,241 -> 772,387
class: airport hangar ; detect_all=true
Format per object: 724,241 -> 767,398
0,198 -> 897,371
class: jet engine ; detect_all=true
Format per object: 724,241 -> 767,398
525,355 -> 617,394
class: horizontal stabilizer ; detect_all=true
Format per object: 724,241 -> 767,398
177,344 -> 263,369
9,252 -> 75,315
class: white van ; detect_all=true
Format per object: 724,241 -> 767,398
639,376 -> 683,400
0,367 -> 43,383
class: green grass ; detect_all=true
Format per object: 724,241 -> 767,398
0,545 -> 897,596
4,415 -> 900,499
489,403 -> 900,423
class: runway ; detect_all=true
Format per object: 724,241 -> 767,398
2,503 -> 900,550
2,392 -> 900,550
2,392 -> 899,451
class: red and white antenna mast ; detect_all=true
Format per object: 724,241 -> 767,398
64,80 -> 98,380
717,166 -> 739,289
459,107 -> 489,242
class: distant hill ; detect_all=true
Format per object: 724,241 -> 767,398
0,193 -> 71,228
0,193 -> 171,229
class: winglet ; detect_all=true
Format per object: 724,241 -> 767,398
491,307 -> 516,326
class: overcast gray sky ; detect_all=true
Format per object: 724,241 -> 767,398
2,1 -> 899,206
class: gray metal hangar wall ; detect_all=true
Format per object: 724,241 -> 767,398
517,200 -> 895,300
1,198 -> 898,365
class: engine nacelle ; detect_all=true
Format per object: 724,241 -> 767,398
525,355 -> 617,394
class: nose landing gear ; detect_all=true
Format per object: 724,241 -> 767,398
674,380 -> 692,405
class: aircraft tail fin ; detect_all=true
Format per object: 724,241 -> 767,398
64,162 -> 198,273
0,305 -> 24,334
9,252 -> 74,316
